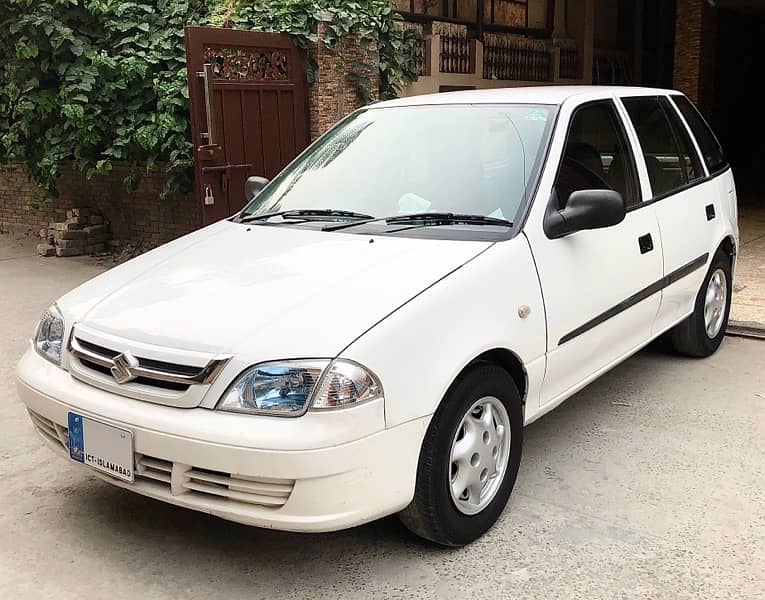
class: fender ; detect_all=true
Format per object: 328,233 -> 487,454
340,236 -> 547,429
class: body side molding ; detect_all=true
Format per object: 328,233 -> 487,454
559,253 -> 709,345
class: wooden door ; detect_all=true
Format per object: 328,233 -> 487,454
184,27 -> 310,225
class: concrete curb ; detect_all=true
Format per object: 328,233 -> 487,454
727,320 -> 765,340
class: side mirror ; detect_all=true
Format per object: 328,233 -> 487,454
544,189 -> 626,239
245,176 -> 269,202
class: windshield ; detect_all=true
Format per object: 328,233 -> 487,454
238,104 -> 556,235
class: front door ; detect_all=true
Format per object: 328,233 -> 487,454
184,27 -> 310,225
525,99 -> 664,407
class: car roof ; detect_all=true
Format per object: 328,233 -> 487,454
370,85 -> 681,109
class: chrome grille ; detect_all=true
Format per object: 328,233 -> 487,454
68,333 -> 230,390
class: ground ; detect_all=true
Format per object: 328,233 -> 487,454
731,199 -> 765,327
0,233 -> 763,600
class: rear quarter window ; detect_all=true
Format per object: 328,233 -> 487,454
671,95 -> 728,175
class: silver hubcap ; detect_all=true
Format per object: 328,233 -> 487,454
704,268 -> 727,339
449,396 -> 511,515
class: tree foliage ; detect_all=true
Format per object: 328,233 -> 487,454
0,0 -> 420,196
228,1 -> 422,101
0,0 -> 207,196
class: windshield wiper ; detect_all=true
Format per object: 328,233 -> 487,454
239,209 -> 374,224
386,212 -> 513,227
324,212 -> 513,232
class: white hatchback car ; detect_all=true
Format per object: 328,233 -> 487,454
18,86 -> 737,546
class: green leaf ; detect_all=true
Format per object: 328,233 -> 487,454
306,58 -> 318,84
15,41 -> 39,59
95,159 -> 112,173
61,103 -> 84,121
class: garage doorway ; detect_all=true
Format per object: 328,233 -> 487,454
709,4 -> 765,328
711,7 -> 765,198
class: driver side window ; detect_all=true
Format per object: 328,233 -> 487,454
554,101 -> 640,209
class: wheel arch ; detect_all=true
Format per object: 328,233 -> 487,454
453,348 -> 528,412
716,235 -> 737,269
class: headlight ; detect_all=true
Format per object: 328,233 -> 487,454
217,359 -> 382,416
34,304 -> 65,366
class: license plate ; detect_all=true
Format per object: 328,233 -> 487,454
68,412 -> 134,482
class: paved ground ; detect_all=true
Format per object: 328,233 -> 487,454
1,232 -> 764,599
731,199 -> 765,327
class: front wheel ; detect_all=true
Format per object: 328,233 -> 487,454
671,249 -> 732,357
398,364 -> 523,546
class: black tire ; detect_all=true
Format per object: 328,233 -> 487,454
671,249 -> 732,358
398,364 -> 523,546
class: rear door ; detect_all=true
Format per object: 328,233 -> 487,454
672,94 -> 738,242
620,95 -> 726,334
525,98 -> 664,408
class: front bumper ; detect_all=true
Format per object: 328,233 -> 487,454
16,348 -> 428,532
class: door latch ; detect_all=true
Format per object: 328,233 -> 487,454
706,204 -> 716,221
203,184 -> 215,206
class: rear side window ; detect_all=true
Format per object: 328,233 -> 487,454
622,96 -> 694,197
659,97 -> 704,183
672,95 -> 727,174
553,100 -> 640,208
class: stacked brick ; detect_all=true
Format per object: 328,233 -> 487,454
0,163 -> 201,251
37,208 -> 111,257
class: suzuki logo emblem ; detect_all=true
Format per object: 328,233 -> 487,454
111,351 -> 139,384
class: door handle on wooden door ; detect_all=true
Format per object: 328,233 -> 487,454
196,64 -> 218,146
638,233 -> 654,254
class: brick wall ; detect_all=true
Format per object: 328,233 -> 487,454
309,20 -> 380,140
0,163 -> 200,247
673,0 -> 718,115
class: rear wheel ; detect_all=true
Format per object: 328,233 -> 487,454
671,250 -> 732,357
398,364 -> 523,546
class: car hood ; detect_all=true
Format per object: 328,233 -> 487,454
60,221 -> 491,360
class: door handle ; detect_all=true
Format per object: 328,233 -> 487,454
706,204 -> 716,221
638,233 -> 654,254
196,64 -> 218,145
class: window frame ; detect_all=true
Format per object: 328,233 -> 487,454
550,98 -> 642,211
395,0 -> 552,38
670,94 -> 729,177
